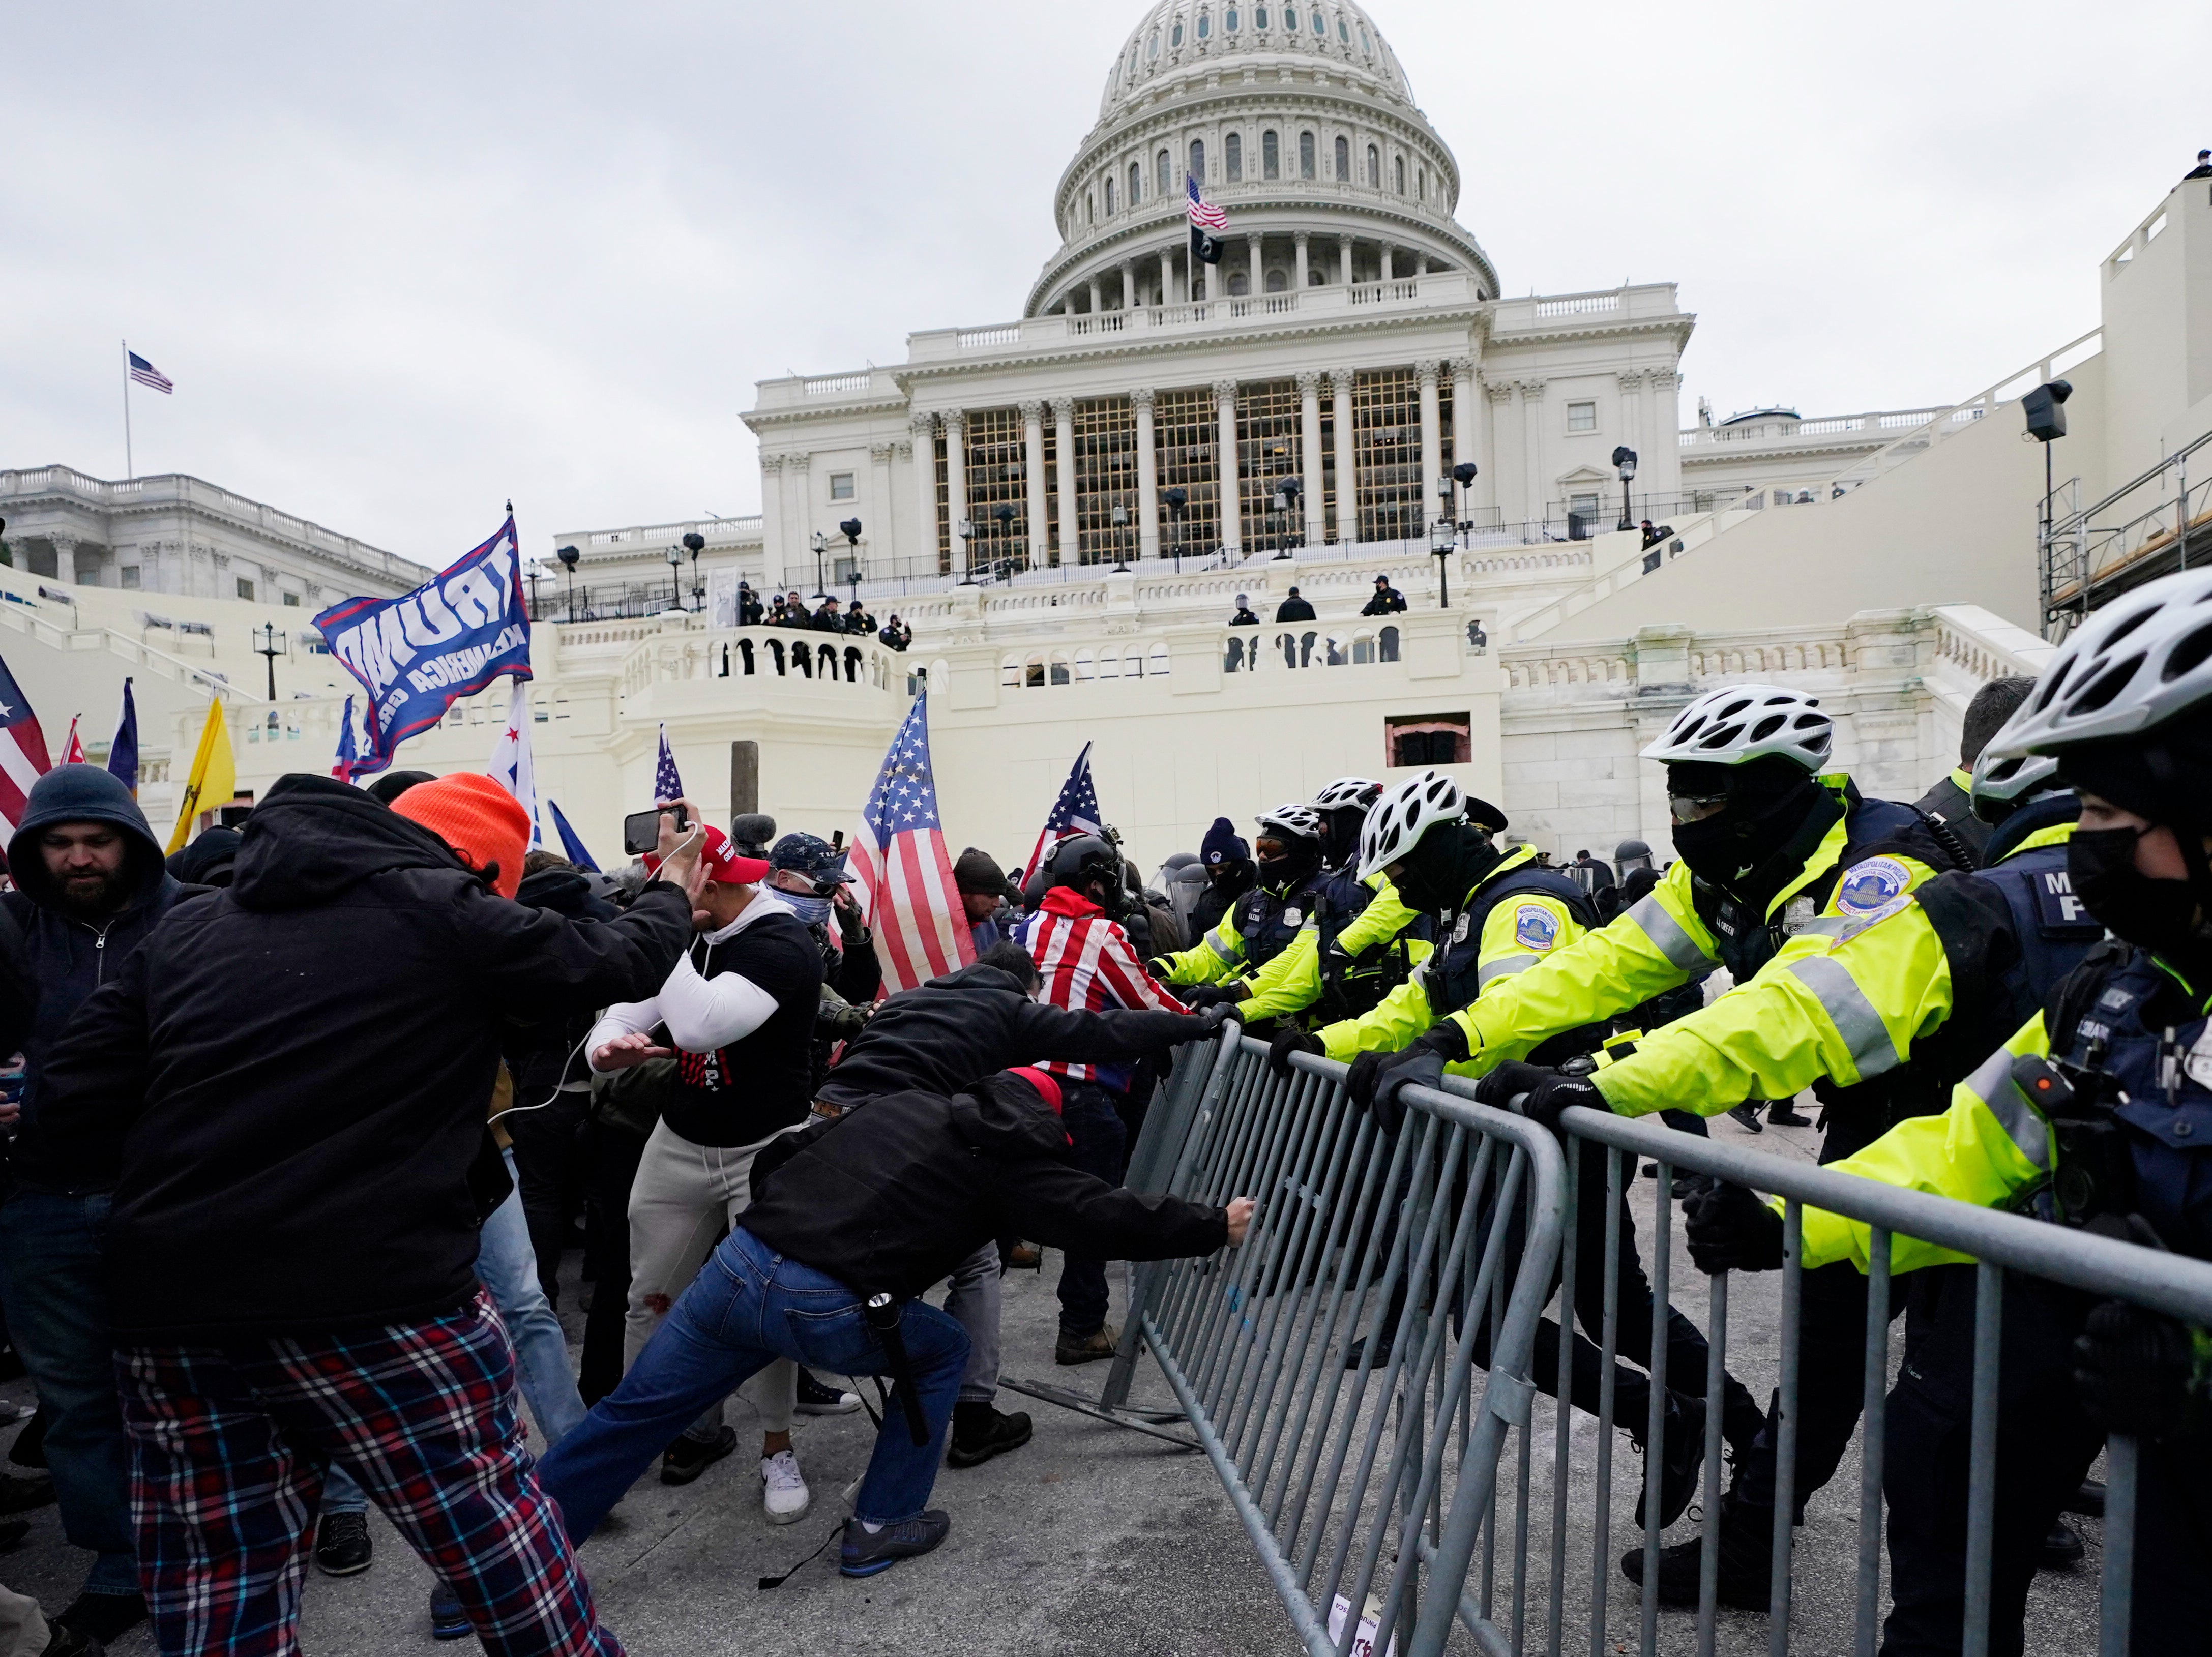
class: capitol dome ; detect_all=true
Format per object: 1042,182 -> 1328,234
1027,0 -> 1496,316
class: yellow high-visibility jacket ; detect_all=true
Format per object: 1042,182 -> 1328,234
1237,873 -> 1423,1025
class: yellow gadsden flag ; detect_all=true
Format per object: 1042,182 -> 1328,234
166,697 -> 237,854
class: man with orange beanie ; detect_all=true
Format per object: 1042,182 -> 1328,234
30,771 -> 704,1657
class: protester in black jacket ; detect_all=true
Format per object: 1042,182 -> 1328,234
1274,585 -> 1316,623
0,763 -> 201,1640
536,1067 -> 1250,1580
35,771 -> 700,1656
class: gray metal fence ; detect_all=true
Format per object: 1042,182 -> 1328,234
1102,1026 -> 2212,1657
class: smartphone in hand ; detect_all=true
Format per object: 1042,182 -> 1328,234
622,804 -> 689,856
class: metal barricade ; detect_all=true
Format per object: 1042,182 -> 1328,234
1102,1028 -> 1570,1657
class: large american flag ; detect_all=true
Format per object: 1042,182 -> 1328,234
850,691 -> 974,994
1024,742 -> 1102,880
1187,174 -> 1227,231
127,350 -> 173,394
0,647 -> 54,839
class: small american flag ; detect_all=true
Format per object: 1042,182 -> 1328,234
0,647 -> 54,839
654,724 -> 684,802
1187,174 -> 1227,231
850,691 -> 974,994
128,351 -> 173,394
1024,742 -> 1103,879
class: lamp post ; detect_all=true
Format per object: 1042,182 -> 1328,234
1452,461 -> 1479,548
1272,477 -> 1301,559
556,544 -> 580,620
1165,486 -> 1188,572
1109,502 -> 1130,573
1429,516 -> 1457,608
663,543 -> 684,611
956,519 -> 978,585
2023,378 -> 2074,629
680,531 -> 706,612
992,502 -> 1017,578
839,517 -> 863,608
810,530 -> 830,599
525,561 -> 543,617
1612,446 -> 1638,532
251,620 -> 288,702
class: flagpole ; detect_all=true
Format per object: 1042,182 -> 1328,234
122,339 -> 134,480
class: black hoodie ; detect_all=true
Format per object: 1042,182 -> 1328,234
31,773 -> 693,1341
744,1071 -> 1226,1299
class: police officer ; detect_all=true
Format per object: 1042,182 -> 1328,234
1153,805 -> 1327,1006
1230,778 -> 1427,1030
1912,674 -> 2036,865
1689,570 -> 2212,1649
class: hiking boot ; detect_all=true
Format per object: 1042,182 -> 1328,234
1628,1391 -> 1706,1530
1620,1496 -> 1774,1609
660,1424 -> 738,1486
38,1623 -> 101,1657
2039,1521 -> 2086,1569
1055,1325 -> 1119,1366
1766,1102 -> 1812,1128
1003,1242 -> 1042,1270
761,1449 -> 810,1524
794,1369 -> 862,1416
1726,1102 -> 1765,1133
839,1511 -> 950,1578
2064,1478 -> 2106,1517
54,1595 -> 145,1646
428,1584 -> 469,1641
314,1510 -> 373,1577
946,1404 -> 1033,1469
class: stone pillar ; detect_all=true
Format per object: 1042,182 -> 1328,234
1132,388 -> 1161,560
1296,371 -> 1325,549
1331,371 -> 1359,546
784,453 -> 811,585
908,413 -> 937,569
1247,233 -> 1262,298
943,414 -> 968,572
50,537 -> 77,586
1120,261 -> 1137,310
1417,361 -> 1443,534
1021,401 -> 1050,567
759,455 -> 785,582
1647,370 -> 1679,499
1088,277 -> 1104,314
1052,397 -> 1078,566
1618,370 -> 1644,497
1214,379 -> 1242,557
1380,246 -> 1395,283
1450,357 -> 1481,514
1485,381 -> 1512,518
1159,246 -> 1175,305
1293,231 -> 1310,290
1338,234 -> 1354,284
1517,382 -> 1546,528
869,442 -> 895,559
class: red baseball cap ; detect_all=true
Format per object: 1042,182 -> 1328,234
644,822 -> 770,886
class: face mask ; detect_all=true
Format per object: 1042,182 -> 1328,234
2068,827 -> 2203,961
778,890 -> 833,928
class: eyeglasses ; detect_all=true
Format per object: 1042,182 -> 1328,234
1668,793 -> 1728,824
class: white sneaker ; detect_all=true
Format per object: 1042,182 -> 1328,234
761,1450 -> 810,1525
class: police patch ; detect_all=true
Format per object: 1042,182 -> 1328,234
1514,904 -> 1560,951
1836,856 -> 1911,916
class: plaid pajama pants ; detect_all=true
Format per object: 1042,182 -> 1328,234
118,1292 -> 621,1657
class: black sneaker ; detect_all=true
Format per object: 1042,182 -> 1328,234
1766,1103 -> 1812,1128
0,1474 -> 55,1514
55,1594 -> 145,1646
39,1624 -> 101,1657
1620,1496 -> 1774,1609
1629,1391 -> 1706,1531
314,1511 -> 373,1577
660,1425 -> 738,1486
1726,1103 -> 1766,1134
794,1369 -> 862,1416
946,1404 -> 1033,1469
2064,1478 -> 2106,1517
2039,1521 -> 2086,1570
9,1409 -> 44,1469
1342,1336 -> 1395,1372
839,1511 -> 950,1578
1054,1325 -> 1119,1366
428,1583 -> 470,1640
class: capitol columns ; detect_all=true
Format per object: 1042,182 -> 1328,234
1213,378 -> 1242,557
1329,371 -> 1358,546
1295,372 -> 1325,550
1088,277 -> 1104,315
1647,370 -> 1680,498
783,453 -> 811,585
1159,246 -> 1176,306
908,412 -> 937,569
1120,260 -> 1137,311
1051,397 -> 1078,567
1417,361 -> 1443,528
1338,234 -> 1354,285
1293,231 -> 1310,291
1131,388 -> 1161,560
1617,370 -> 1645,485
1516,381 -> 1547,527
1450,357 -> 1483,511
942,413 -> 968,563
1247,233 -> 1263,300
1020,401 -> 1050,568
50,536 -> 77,587
760,455 -> 786,579
1486,380 -> 1515,520
868,443 -> 896,561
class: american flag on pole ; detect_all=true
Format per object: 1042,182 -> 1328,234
127,351 -> 173,394
0,647 -> 54,838
1024,742 -> 1102,880
654,724 -> 684,803
1186,174 -> 1228,230
850,691 -> 974,994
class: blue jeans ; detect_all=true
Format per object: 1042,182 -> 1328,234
0,1187 -> 138,1596
1055,1082 -> 1128,1337
538,1227 -> 967,1535
326,1155 -> 585,1516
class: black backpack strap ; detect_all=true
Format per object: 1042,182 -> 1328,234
2042,939 -> 2134,1061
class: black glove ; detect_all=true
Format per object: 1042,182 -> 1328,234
1472,1059 -> 1600,1133
1145,959 -> 1173,981
1684,1182 -> 1786,1274
1269,1027 -> 1325,1077
2074,1298 -> 2202,1439
1195,1002 -> 1238,1034
1182,984 -> 1238,1011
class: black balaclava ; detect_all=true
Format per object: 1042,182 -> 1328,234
1319,807 -> 1366,871
1668,755 -> 1833,906
2060,731 -> 2212,988
1393,822 -> 1506,916
1257,835 -> 1322,896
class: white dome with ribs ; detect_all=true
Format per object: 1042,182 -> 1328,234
1100,0 -> 1412,123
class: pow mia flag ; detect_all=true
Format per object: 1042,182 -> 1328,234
315,514 -> 532,770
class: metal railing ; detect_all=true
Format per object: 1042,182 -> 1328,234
2039,427 -> 2212,638
1102,1026 -> 2212,1656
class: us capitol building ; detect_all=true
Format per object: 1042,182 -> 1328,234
4,0 -> 2206,871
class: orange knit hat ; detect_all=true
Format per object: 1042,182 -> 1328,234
390,772 -> 532,899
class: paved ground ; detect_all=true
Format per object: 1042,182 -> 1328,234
0,1105 -> 2110,1654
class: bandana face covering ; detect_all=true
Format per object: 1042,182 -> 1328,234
778,891 -> 833,928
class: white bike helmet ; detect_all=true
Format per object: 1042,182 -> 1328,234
1357,771 -> 1464,881
1255,804 -> 1323,844
1969,747 -> 2061,822
1312,777 -> 1384,814
1639,684 -> 1835,772
1985,570 -> 2212,758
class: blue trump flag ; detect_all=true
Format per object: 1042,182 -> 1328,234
314,516 -> 530,767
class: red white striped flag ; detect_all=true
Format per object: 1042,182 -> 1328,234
849,690 -> 974,994
60,717 -> 85,766
0,648 -> 54,839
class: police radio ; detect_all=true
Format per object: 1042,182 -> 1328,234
2009,1053 -> 2138,1228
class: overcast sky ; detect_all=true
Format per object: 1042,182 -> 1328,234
4,1 -> 2201,567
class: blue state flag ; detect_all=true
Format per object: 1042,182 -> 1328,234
314,516 -> 530,767
105,677 -> 139,797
